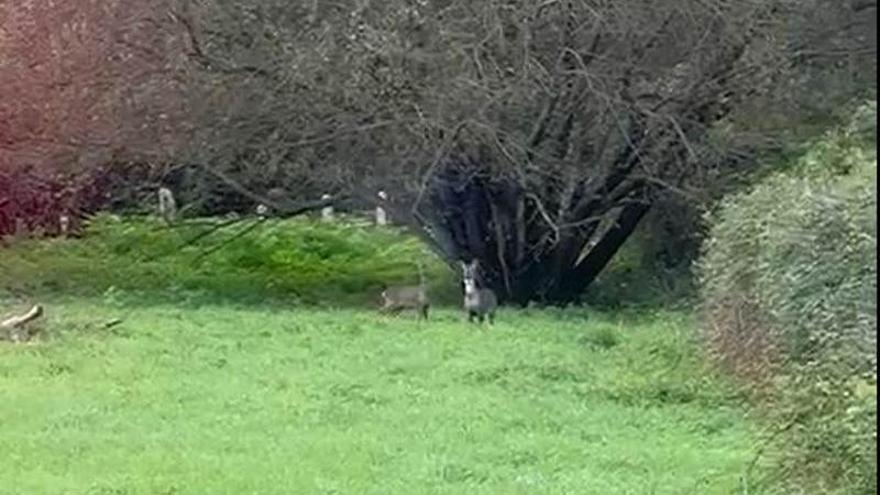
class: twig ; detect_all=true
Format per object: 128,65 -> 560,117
200,165 -> 338,216
103,319 -> 124,329
411,120 -> 470,219
192,217 -> 267,264
281,119 -> 412,150
139,216 -> 248,263
526,192 -> 560,243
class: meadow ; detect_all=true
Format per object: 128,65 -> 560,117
0,301 -> 760,494
0,217 -> 766,494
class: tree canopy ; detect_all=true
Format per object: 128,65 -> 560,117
1,0 -> 875,303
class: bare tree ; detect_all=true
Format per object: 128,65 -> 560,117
156,0 -> 874,304
399,1 -> 787,304
12,0 -> 865,303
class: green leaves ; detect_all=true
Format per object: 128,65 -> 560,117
697,111 -> 877,493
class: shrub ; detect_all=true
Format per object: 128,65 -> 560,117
697,104 -> 876,493
582,203 -> 699,309
0,166 -> 112,238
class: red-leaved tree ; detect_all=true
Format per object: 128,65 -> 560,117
0,0 -> 189,234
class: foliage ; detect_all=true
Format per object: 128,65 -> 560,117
0,214 -> 458,307
0,301 -> 758,493
589,100 -> 877,311
1,209 -> 704,310
165,0 -> 871,306
0,167 -> 113,237
0,0 -> 184,171
581,220 -> 698,310
3,0 -> 874,303
697,108 -> 877,493
782,100 -> 878,179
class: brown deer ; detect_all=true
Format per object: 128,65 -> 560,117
379,263 -> 429,319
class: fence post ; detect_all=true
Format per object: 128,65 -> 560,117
158,187 -> 177,224
59,215 -> 70,237
321,194 -> 334,221
376,190 -> 388,226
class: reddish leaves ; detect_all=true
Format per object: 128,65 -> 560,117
0,167 -> 111,238
0,1 -> 187,172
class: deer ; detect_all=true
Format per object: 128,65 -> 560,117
379,262 -> 430,320
461,259 -> 498,324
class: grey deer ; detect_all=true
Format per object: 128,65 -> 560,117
379,263 -> 430,320
461,259 -> 498,324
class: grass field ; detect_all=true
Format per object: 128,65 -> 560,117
0,299 -> 759,494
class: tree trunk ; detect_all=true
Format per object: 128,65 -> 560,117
417,155 -> 654,306
551,201 -> 651,303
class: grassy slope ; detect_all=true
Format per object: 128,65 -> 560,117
0,301 -> 756,494
0,215 -> 461,307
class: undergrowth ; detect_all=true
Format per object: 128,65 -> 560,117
0,214 -> 459,307
697,102 -> 877,494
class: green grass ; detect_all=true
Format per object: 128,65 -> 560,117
0,214 -> 460,307
0,300 -> 759,494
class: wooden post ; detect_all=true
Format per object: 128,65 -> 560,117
376,190 -> 388,226
158,187 -> 177,224
13,218 -> 26,238
321,194 -> 334,221
59,215 -> 70,237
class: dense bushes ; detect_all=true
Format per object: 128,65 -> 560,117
0,214 -> 458,306
578,191 -> 705,310
698,105 -> 876,493
0,167 -> 113,238
581,219 -> 697,309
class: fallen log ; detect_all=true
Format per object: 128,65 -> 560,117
1,305 -> 44,342
1,305 -> 43,328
